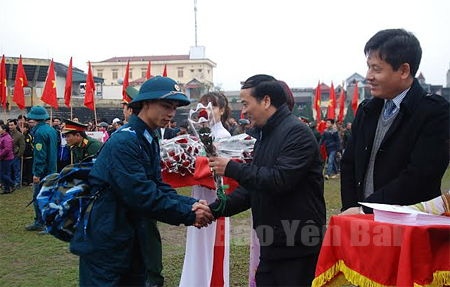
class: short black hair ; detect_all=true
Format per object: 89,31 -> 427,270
1,124 -> 9,132
364,29 -> 422,77
241,74 -> 287,108
8,119 -> 18,126
53,117 -> 62,122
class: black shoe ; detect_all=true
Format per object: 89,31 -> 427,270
38,230 -> 49,235
25,223 -> 45,231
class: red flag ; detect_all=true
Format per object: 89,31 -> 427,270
352,82 -> 359,116
13,55 -> 28,110
0,55 -> 6,110
146,60 -> 152,79
240,110 -> 245,119
122,61 -> 132,103
163,64 -> 167,77
84,61 -> 95,111
64,57 -> 73,108
338,83 -> 345,122
327,82 -> 336,120
314,81 -> 321,123
41,59 -> 58,109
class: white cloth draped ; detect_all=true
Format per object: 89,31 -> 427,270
179,122 -> 231,287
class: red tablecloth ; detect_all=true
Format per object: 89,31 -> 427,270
162,156 -> 239,193
313,214 -> 450,287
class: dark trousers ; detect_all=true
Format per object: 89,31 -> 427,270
22,157 -> 33,184
11,157 -> 21,185
33,183 -> 43,226
1,160 -> 14,191
79,244 -> 146,287
255,255 -> 318,287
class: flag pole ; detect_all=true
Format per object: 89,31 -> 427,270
93,91 -> 98,126
50,107 -> 53,123
3,87 -> 8,123
21,109 -> 24,129
70,98 -> 73,120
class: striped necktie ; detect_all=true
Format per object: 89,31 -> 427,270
383,100 -> 396,120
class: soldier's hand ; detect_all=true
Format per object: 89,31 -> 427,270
33,176 -> 40,184
192,201 -> 214,228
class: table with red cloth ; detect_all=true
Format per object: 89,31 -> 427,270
312,214 -> 450,287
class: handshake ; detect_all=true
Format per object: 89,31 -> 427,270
192,200 -> 215,228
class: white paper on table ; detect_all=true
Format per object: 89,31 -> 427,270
359,202 -> 429,214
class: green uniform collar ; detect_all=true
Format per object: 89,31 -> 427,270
32,121 -> 47,133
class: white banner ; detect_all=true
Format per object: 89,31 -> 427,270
86,131 -> 105,142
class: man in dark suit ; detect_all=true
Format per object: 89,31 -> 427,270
158,124 -> 177,140
204,74 -> 326,286
340,29 -> 449,215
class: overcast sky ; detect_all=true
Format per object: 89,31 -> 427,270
1,0 -> 449,90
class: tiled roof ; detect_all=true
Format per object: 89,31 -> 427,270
101,55 -> 190,63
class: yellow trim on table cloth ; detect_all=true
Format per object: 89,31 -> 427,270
313,260 -> 450,287
414,271 -> 450,287
313,260 -> 390,287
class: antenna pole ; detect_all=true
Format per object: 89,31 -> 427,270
194,0 -> 198,47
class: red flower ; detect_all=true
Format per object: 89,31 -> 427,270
176,138 -> 188,144
198,110 -> 208,120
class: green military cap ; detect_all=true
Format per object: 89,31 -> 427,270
62,119 -> 88,134
122,86 -> 139,105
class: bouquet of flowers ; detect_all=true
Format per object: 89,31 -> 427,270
216,133 -> 255,163
188,102 -> 227,211
159,135 -> 203,176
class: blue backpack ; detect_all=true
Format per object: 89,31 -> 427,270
36,161 -> 100,242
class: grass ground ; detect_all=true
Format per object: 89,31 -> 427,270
0,168 -> 449,286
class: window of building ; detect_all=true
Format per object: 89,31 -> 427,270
208,70 -> 210,74
142,69 -> 146,78
112,69 -> 118,80
97,70 -> 103,78
190,69 -> 194,73
129,70 -> 133,79
178,67 -> 184,78
198,69 -> 203,73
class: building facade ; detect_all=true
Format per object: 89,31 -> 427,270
2,57 -> 103,111
90,47 -> 216,100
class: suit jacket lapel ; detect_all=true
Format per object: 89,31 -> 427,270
380,110 -> 404,146
362,98 -> 383,148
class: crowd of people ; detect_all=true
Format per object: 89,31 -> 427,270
1,28 -> 449,287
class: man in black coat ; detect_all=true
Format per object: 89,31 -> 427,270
340,29 -> 449,215
203,74 -> 326,286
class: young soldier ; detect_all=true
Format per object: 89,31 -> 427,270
25,106 -> 58,233
70,76 -> 213,287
